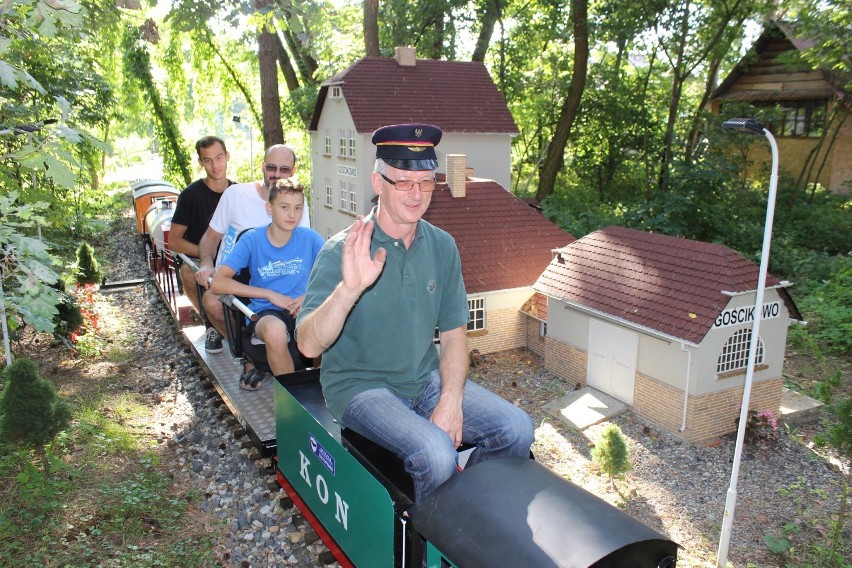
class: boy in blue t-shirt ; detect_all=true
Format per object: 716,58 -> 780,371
211,178 -> 324,390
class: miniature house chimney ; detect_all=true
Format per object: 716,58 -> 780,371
446,154 -> 467,198
395,46 -> 416,67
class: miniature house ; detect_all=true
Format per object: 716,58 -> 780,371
710,20 -> 852,194
308,47 -> 519,240
530,226 -> 802,443
423,156 -> 573,355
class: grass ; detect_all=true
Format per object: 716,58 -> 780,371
0,261 -> 220,565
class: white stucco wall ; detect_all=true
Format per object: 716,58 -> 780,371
310,98 -> 516,241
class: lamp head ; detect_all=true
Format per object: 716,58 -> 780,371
722,118 -> 765,136
232,115 -> 241,123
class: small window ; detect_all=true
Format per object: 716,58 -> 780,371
347,129 -> 356,159
752,100 -> 826,138
540,321 -> 547,337
338,128 -> 346,157
326,227 -> 332,240
324,130 -> 332,156
339,180 -> 348,210
330,86 -> 342,99
467,297 -> 485,331
717,328 -> 765,374
324,177 -> 333,207
348,182 -> 357,214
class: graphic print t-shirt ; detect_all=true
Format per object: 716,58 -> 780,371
222,225 -> 325,315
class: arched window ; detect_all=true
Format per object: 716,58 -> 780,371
717,328 -> 764,375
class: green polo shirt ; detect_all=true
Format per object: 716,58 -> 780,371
297,209 -> 469,421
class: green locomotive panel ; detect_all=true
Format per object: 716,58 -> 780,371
275,375 -> 397,567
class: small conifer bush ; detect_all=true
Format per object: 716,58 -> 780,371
52,279 -> 84,338
0,358 -> 72,476
75,241 -> 102,285
591,423 -> 632,486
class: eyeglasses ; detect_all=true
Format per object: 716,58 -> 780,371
379,173 -> 438,192
264,163 -> 293,175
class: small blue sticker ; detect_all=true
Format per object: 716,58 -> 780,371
309,433 -> 336,476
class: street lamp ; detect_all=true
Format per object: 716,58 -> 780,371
232,115 -> 253,170
716,117 -> 779,567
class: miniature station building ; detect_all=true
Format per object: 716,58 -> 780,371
528,226 -> 803,443
308,47 -> 574,355
710,20 -> 852,194
308,46 -> 518,240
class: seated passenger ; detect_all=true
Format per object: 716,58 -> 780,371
210,179 -> 323,390
296,123 -> 534,504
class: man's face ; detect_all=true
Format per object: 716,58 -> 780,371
372,164 -> 435,228
198,142 -> 229,181
263,148 -> 297,188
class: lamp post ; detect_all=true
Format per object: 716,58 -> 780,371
232,115 -> 253,169
716,118 -> 779,567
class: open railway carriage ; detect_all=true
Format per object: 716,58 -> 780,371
275,370 -> 679,568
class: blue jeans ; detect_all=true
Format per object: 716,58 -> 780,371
341,370 -> 534,504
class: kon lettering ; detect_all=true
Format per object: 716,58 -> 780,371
299,450 -> 350,530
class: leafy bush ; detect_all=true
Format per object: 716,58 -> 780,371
788,258 -> 851,356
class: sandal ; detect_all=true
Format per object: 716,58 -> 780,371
239,367 -> 263,391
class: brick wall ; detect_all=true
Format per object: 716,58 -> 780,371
543,336 -> 587,387
634,373 -> 783,443
526,317 -> 546,357
468,308 -> 526,355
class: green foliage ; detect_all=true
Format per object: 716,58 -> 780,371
0,447 -> 72,547
74,241 -> 102,285
788,258 -> 852,356
764,533 -> 790,554
0,192 -> 61,333
120,25 -> 192,188
591,423 -> 631,483
51,279 -> 83,339
0,359 -> 72,476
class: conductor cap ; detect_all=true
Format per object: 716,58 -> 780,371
372,123 -> 442,171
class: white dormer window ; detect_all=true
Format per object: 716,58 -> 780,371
330,86 -> 342,99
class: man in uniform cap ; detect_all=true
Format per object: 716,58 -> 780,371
297,123 -> 534,504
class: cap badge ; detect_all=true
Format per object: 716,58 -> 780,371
415,128 -> 423,138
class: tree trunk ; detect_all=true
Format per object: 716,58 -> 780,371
364,0 -> 380,57
279,12 -> 318,85
683,54 -> 721,163
258,18 -> 284,147
656,1 -> 690,194
472,0 -> 501,62
535,0 -> 588,202
271,31 -> 301,93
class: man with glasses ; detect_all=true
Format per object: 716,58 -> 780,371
195,144 -> 310,353
296,124 -> 534,505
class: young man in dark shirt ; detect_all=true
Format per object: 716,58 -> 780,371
168,136 -> 234,353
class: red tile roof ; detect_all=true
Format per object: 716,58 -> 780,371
533,226 -> 799,344
309,57 -> 518,134
423,177 -> 574,294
